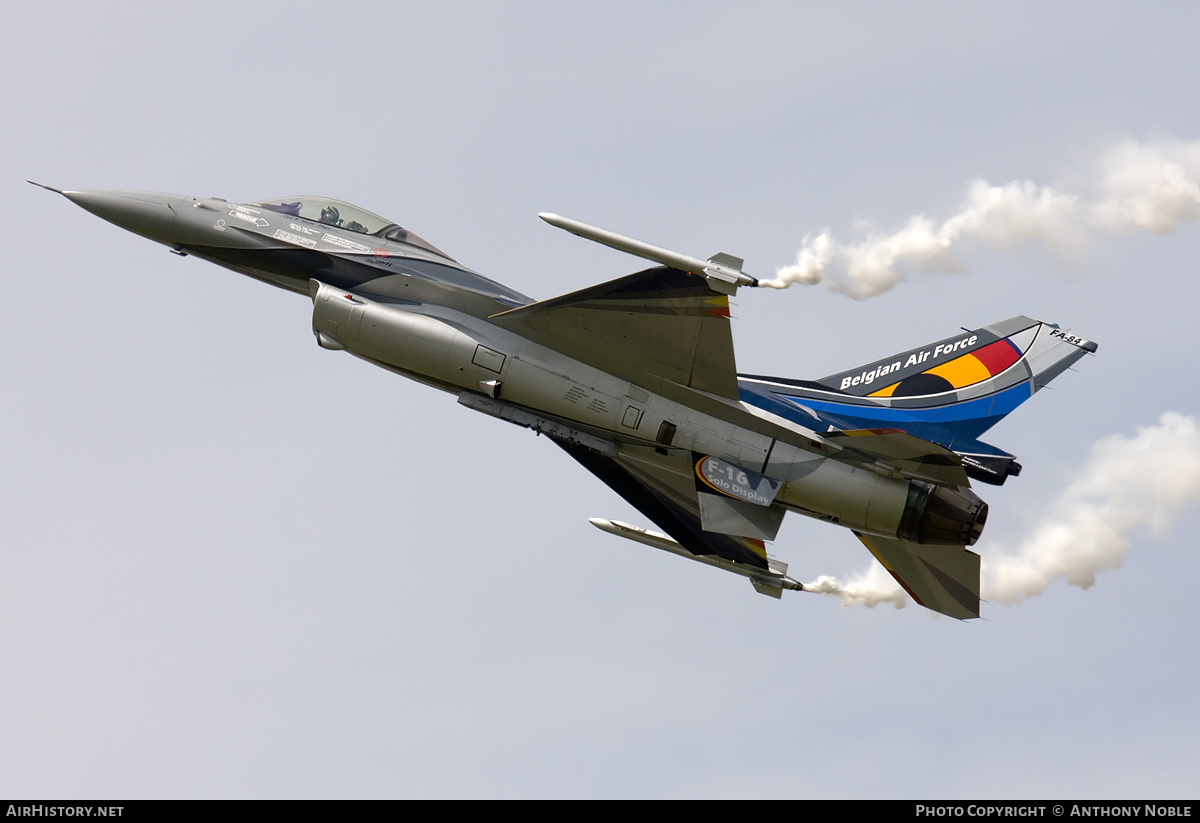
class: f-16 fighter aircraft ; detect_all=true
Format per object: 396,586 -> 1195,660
37,184 -> 1097,619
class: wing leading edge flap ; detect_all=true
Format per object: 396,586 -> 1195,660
559,441 -> 771,571
490,267 -> 740,399
854,532 -> 981,619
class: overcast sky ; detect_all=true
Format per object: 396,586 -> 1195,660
3,1 -> 1199,799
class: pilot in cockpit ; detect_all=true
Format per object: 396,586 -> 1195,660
319,205 -> 341,226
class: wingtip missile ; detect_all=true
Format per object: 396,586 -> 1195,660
539,212 -> 760,291
588,517 -> 802,596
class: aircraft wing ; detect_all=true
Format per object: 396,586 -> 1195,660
490,267 -> 740,399
558,441 -> 772,571
853,531 -> 981,619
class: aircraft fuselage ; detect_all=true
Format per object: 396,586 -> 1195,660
49,186 -> 1046,617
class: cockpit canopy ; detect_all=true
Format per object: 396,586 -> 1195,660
254,196 -> 452,259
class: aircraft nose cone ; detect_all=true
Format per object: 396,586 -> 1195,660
62,189 -> 186,245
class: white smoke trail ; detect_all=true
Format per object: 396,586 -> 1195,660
804,413 -> 1200,612
983,412 -> 1200,603
1092,139 -> 1200,233
803,562 -> 908,610
762,139 -> 1200,298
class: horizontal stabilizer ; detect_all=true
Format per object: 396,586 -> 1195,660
854,531 -> 981,619
825,428 -> 969,488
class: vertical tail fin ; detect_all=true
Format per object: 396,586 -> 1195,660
740,316 -> 1097,444
834,316 -> 1097,406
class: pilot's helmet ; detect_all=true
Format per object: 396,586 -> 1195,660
319,205 -> 341,225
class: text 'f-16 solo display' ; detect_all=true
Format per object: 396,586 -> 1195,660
39,184 -> 1097,619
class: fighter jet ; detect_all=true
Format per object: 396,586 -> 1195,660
37,184 -> 1097,619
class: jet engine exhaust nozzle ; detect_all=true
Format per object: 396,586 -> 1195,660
898,482 -> 989,546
